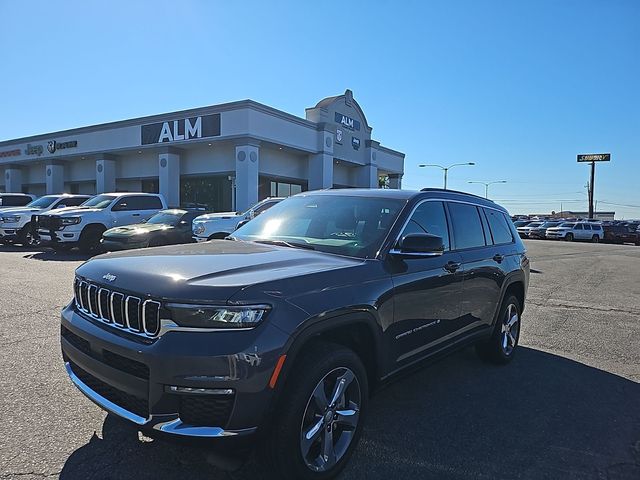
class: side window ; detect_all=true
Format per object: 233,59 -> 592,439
60,197 -> 87,207
400,201 -> 450,251
447,202 -> 486,250
484,209 -> 514,244
253,201 -> 276,216
116,196 -> 163,211
113,196 -> 134,211
574,224 -> 583,230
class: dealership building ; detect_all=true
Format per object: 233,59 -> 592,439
0,90 -> 405,212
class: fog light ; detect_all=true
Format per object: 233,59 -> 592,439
166,385 -> 233,395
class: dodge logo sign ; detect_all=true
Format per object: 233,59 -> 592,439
47,141 -> 56,153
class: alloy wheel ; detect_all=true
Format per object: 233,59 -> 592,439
300,367 -> 361,472
501,303 -> 520,356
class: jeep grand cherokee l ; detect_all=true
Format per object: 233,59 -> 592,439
61,188 -> 529,479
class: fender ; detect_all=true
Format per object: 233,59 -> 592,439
490,270 -> 527,328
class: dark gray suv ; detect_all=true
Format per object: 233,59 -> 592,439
61,188 -> 529,479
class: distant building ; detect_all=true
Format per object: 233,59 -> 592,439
553,211 -> 616,221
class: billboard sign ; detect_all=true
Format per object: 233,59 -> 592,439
577,153 -> 610,162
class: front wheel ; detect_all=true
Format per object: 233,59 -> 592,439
565,233 -> 573,242
261,343 -> 368,480
17,222 -> 39,247
79,226 -> 105,254
476,295 -> 522,364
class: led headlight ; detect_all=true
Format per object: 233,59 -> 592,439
60,216 -> 81,226
166,304 -> 269,329
1,215 -> 20,223
193,223 -> 205,235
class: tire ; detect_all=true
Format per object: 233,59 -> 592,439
79,225 -> 105,254
208,232 -> 229,240
565,233 -> 573,242
592,235 -> 599,243
17,222 -> 39,247
476,294 -> 522,364
260,343 -> 368,480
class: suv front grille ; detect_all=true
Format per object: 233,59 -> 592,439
33,214 -> 62,230
74,277 -> 161,337
178,395 -> 235,428
69,361 -> 148,418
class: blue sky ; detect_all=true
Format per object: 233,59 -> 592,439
1,0 -> 638,217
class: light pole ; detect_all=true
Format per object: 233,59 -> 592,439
418,163 -> 475,190
467,180 -> 507,199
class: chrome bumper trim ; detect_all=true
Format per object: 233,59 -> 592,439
65,362 -> 256,438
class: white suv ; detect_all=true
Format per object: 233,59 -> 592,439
0,194 -> 91,246
192,197 -> 283,242
35,192 -> 167,253
545,221 -> 604,242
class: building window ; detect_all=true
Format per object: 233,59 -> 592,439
180,175 -> 232,212
141,179 -> 159,194
270,181 -> 303,197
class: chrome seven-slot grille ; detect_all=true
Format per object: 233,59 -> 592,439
73,277 -> 161,337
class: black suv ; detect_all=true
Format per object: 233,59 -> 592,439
61,189 -> 529,479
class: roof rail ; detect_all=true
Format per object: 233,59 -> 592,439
419,187 -> 495,202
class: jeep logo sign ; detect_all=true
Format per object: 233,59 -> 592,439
141,114 -> 221,145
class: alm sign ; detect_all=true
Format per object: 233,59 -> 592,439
334,112 -> 361,131
141,114 -> 221,145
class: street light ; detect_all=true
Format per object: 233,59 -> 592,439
467,180 -> 507,199
418,162 -> 475,190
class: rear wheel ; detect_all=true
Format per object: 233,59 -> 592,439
592,235 -> 599,243
565,233 -> 573,242
79,225 -> 105,254
476,295 -> 521,364
261,343 -> 368,480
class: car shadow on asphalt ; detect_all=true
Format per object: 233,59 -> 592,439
0,244 -> 93,262
58,347 -> 640,480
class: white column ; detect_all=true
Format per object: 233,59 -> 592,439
159,152 -> 181,207
235,143 -> 259,212
308,130 -> 334,190
355,142 -> 379,188
96,158 -> 116,193
4,168 -> 23,192
388,173 -> 403,189
46,164 -> 64,194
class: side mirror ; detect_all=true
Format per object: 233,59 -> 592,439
392,233 -> 444,257
236,219 -> 250,230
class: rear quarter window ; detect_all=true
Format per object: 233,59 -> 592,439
484,208 -> 514,244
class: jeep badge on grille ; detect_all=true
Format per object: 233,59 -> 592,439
102,273 -> 117,282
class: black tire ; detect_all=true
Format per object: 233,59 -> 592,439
260,343 -> 368,480
79,225 -> 105,254
476,295 -> 522,364
17,222 -> 39,247
565,233 -> 573,242
208,232 -> 229,240
592,235 -> 599,243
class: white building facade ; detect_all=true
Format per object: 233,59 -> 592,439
0,90 -> 404,212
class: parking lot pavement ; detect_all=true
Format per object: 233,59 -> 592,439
0,240 -> 638,480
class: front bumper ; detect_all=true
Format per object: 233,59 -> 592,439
60,303 -> 288,439
38,228 -> 81,244
193,235 -> 209,243
0,227 -> 19,240
545,232 -> 564,239
101,238 -> 148,251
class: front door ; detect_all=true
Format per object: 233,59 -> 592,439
389,200 -> 464,367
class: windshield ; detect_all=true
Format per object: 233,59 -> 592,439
147,211 -> 184,225
527,222 -> 543,228
232,194 -> 406,258
559,222 -> 575,228
541,222 -> 559,227
26,196 -> 58,208
81,195 -> 117,209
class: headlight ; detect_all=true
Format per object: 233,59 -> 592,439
166,304 -> 269,329
193,223 -> 205,235
1,215 -> 20,223
60,217 -> 81,225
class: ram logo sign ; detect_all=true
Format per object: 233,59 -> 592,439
141,114 -> 221,145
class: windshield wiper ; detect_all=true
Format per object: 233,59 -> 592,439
255,239 -> 315,250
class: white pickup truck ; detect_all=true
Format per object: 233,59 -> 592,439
34,192 -> 167,253
192,197 -> 283,242
0,194 -> 91,246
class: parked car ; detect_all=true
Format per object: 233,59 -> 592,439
0,193 -> 36,209
603,224 -> 640,245
61,188 -> 529,480
0,194 -> 91,245
545,221 -> 603,242
528,221 -> 561,239
101,209 -> 204,251
192,197 -> 283,242
516,221 -> 543,238
34,192 -> 167,253
513,220 -> 533,228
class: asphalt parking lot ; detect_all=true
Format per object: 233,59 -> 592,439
0,240 -> 638,480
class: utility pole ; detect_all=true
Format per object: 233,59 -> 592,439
577,153 -> 610,220
588,161 -> 595,219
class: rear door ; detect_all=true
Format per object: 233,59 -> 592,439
446,202 -> 504,331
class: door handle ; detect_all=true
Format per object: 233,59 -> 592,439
444,261 -> 461,273
493,254 -> 504,263
132,213 -> 141,217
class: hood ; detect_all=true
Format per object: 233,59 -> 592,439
104,223 -> 173,237
44,206 -> 103,216
547,226 -> 569,231
0,206 -> 41,216
76,240 -> 363,302
194,211 -> 241,221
